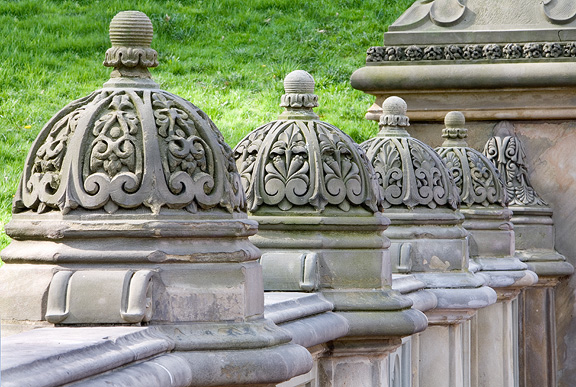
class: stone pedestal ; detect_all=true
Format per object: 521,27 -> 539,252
0,11 -> 311,386
351,1 -> 576,383
234,71 -> 427,387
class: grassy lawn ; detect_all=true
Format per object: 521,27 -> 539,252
0,0 -> 414,250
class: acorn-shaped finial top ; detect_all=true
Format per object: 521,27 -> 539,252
378,96 -> 410,136
441,111 -> 468,146
104,10 -> 158,78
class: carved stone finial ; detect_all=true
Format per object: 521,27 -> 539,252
363,96 -> 459,209
483,121 -> 546,206
12,10 -> 245,216
103,11 -> 159,79
436,112 -> 506,207
441,111 -> 468,146
378,96 -> 410,137
279,70 -> 319,119
235,70 -> 381,214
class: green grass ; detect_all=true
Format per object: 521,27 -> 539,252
0,0 -> 415,249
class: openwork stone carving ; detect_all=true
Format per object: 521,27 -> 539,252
362,97 -> 459,210
366,41 -> 576,63
435,112 -> 507,207
13,11 -> 244,215
483,121 -> 546,206
234,70 -> 380,213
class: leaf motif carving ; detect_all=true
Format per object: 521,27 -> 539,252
89,94 -> 140,178
363,137 -> 458,209
483,134 -> 546,206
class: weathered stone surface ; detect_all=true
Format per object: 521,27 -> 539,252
234,70 -> 381,215
234,72 -> 427,387
1,10 -> 314,387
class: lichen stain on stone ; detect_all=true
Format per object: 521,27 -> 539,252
429,255 -> 450,270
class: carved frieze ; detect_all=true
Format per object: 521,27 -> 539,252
366,42 -> 576,63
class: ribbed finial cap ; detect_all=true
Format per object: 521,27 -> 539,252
283,70 -> 315,94
378,96 -> 410,134
445,111 -> 466,130
109,11 -> 153,47
442,111 -> 468,143
103,11 -> 159,77
279,70 -> 319,115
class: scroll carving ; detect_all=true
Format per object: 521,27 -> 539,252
483,122 -> 546,206
234,120 -> 380,213
14,89 -> 245,214
436,147 -> 506,207
542,0 -> 576,24
362,137 -> 459,210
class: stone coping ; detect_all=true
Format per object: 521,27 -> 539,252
351,62 -> 576,92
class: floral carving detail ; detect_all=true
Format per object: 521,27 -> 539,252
362,137 -> 459,209
234,120 -> 380,213
384,46 -> 405,61
15,89 -> 245,215
263,124 -> 310,211
483,123 -> 546,206
523,43 -> 542,58
503,43 -> 523,59
564,42 -> 576,57
367,42 -> 573,62
423,46 -> 443,60
436,147 -> 506,207
15,93 -> 101,213
90,94 -> 141,178
316,126 -> 368,211
543,42 -> 562,58
483,44 -> 502,59
153,93 -> 211,196
405,45 -> 423,61
366,46 -> 384,62
463,45 -> 483,60
444,45 -> 463,60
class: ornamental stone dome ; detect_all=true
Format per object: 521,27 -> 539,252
12,10 -> 245,217
233,70 -> 381,214
361,96 -> 459,209
435,111 -> 507,207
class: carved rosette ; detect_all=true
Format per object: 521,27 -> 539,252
435,111 -> 506,207
234,70 -> 380,214
362,97 -> 459,210
483,121 -> 546,206
14,88 -> 244,215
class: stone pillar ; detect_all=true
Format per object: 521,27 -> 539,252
0,11 -> 310,386
435,112 -> 538,387
350,1 -> 576,384
361,97 -> 496,387
233,71 -> 428,387
483,122 -> 574,387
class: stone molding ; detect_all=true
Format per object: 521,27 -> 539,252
366,42 -> 576,63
